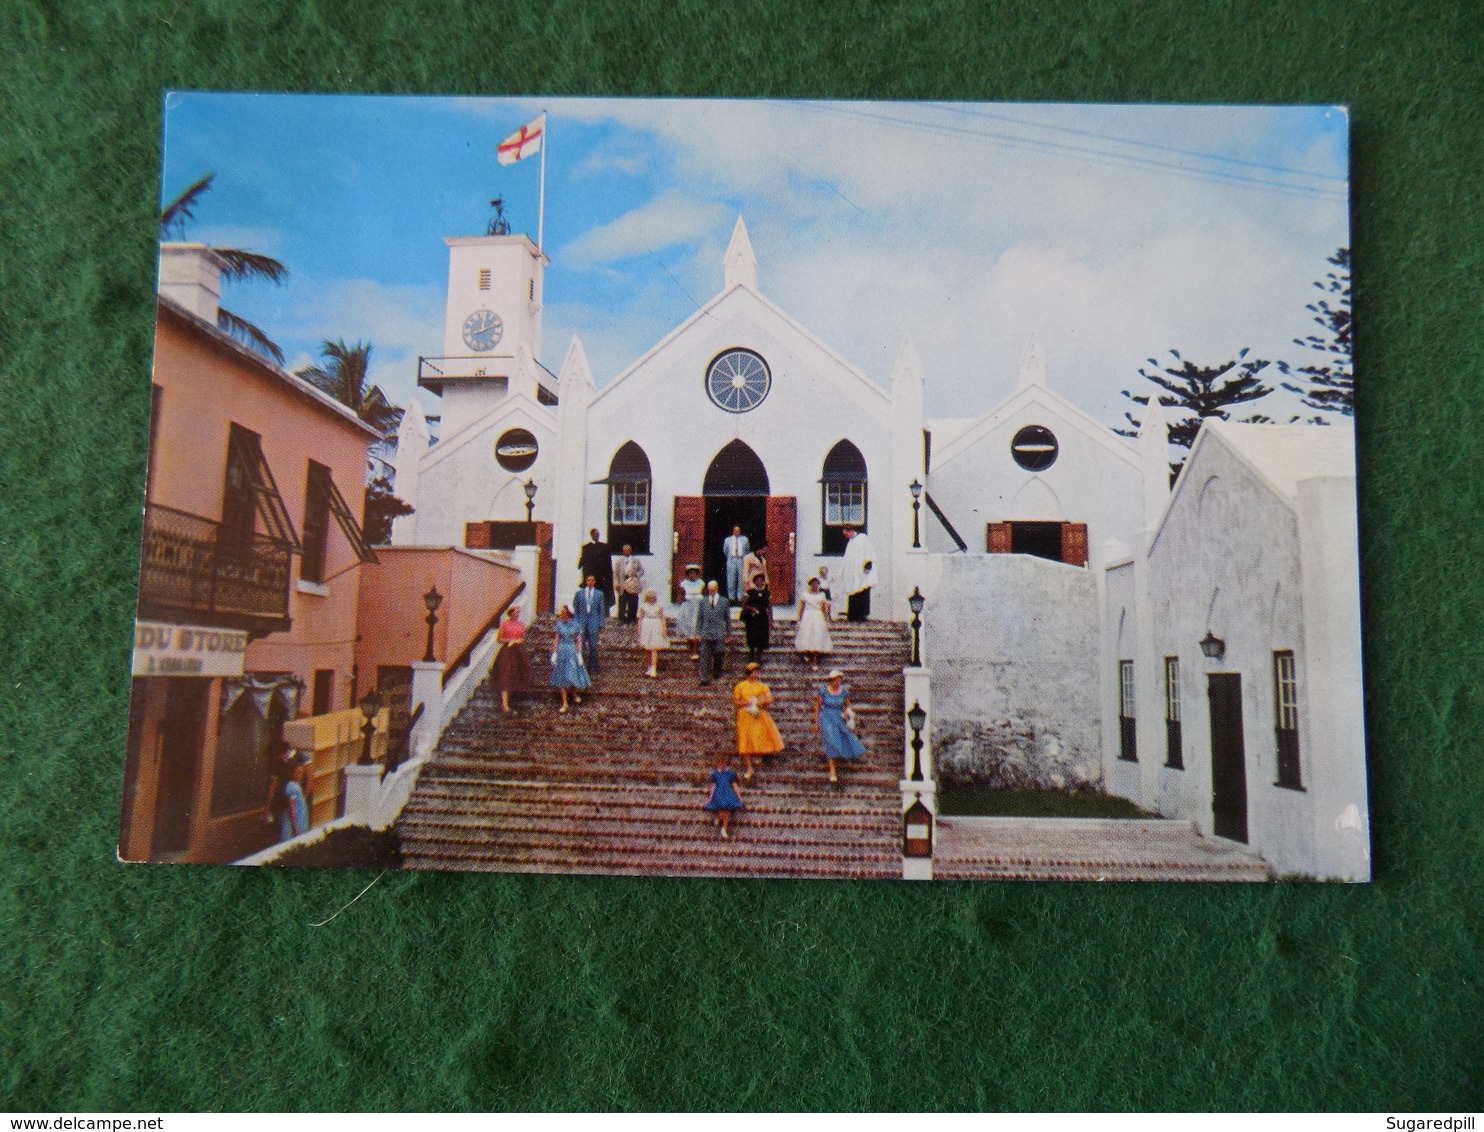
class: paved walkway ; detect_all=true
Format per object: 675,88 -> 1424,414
934,816 -> 1272,881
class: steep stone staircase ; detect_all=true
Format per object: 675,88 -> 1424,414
397,616 -> 910,879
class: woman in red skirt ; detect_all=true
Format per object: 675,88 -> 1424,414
490,605 -> 536,714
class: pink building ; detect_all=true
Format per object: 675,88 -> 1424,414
121,245 -> 381,864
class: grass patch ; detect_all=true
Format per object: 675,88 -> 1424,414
938,787 -> 1157,819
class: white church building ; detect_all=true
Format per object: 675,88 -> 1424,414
390,217 -> 1369,880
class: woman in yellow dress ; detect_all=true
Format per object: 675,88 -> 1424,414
733,661 -> 785,780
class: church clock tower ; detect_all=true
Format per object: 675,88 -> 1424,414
418,205 -> 549,439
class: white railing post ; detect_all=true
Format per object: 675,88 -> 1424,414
408,660 -> 445,763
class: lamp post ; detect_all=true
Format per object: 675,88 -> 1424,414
907,586 -> 925,667
907,700 -> 927,782
1199,631 -> 1226,661
523,478 -> 538,522
909,479 -> 923,549
423,585 -> 443,663
358,690 -> 380,766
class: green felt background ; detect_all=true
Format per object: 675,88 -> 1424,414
1,0 -> 1480,1112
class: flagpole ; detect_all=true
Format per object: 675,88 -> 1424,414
537,111 -> 547,253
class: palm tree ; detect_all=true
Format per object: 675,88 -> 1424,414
294,339 -> 403,435
160,173 -> 288,363
296,339 -> 412,545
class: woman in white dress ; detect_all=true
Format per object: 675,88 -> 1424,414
794,575 -> 834,669
675,564 -> 704,660
636,589 -> 671,677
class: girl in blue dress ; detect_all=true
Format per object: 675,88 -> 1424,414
549,605 -> 591,713
703,752 -> 744,839
816,669 -> 867,783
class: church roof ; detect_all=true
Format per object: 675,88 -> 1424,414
1203,420 -> 1356,497
1149,419 -> 1357,549
587,266 -> 892,412
930,379 -> 1140,470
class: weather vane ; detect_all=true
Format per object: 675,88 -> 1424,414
487,196 -> 511,236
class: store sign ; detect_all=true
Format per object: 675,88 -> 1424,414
132,621 -> 249,678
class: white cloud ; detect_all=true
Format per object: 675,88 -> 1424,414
277,277 -> 444,410
560,190 -> 731,265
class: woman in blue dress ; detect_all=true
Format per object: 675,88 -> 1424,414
703,752 -> 744,839
549,605 -> 591,713
816,669 -> 867,784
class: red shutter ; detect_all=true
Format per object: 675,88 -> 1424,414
987,522 -> 1012,554
671,497 -> 705,603
464,521 -> 490,549
1062,522 -> 1088,567
765,496 -> 797,605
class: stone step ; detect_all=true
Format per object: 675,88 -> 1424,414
406,780 -> 898,816
933,817 -> 1272,882
399,835 -> 903,877
400,850 -> 902,881
393,615 -> 914,881
398,810 -> 897,846
419,763 -> 901,793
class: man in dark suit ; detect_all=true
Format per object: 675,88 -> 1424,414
577,528 -> 614,612
573,574 -> 607,673
695,580 -> 730,685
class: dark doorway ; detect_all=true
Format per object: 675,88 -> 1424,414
702,441 -> 770,596
1010,521 -> 1065,562
151,678 -> 209,858
703,439 -> 769,496
703,496 -> 767,592
1207,673 -> 1249,843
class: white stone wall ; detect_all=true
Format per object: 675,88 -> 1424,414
1101,559 -> 1140,803
1132,431 -> 1368,880
924,553 -> 1103,789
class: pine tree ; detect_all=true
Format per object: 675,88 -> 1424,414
1278,247 -> 1353,416
1115,348 -> 1275,474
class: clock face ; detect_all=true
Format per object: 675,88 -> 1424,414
705,348 -> 771,413
463,309 -> 504,352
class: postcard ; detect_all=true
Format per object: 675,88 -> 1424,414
121,95 -> 1367,881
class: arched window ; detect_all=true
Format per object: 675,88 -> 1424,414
702,439 -> 769,496
606,441 -> 652,554
820,439 -> 867,555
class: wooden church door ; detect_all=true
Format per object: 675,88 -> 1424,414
765,496 -> 796,604
1207,673 -> 1249,843
671,497 -> 706,602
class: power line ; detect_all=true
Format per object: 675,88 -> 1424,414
940,103 -> 1349,184
808,104 -> 1348,202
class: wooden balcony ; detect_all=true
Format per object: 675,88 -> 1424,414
137,501 -> 292,634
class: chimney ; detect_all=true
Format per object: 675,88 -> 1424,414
158,243 -> 227,324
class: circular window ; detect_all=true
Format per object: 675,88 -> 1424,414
494,428 -> 539,472
1011,424 -> 1058,471
705,348 -> 771,413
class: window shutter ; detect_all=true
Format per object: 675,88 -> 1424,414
671,497 -> 705,603
765,495 -> 797,605
1061,522 -> 1088,567
987,522 -> 1012,554
464,522 -> 491,549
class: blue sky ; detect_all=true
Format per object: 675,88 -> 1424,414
161,94 -> 1350,428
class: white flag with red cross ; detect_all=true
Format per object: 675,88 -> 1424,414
497,114 -> 545,165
